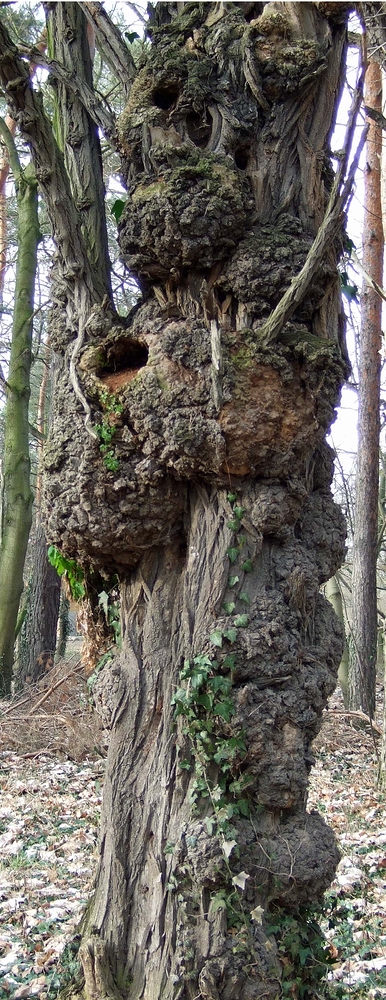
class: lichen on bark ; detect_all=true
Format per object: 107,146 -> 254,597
37,2 -> 353,997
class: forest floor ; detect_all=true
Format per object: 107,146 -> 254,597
0,655 -> 385,999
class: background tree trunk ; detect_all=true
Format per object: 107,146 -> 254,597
16,520 -> 61,685
349,59 -> 383,718
0,135 -> 38,693
325,575 -> 349,705
17,340 -> 61,686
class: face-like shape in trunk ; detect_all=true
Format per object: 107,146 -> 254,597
44,2 -> 347,573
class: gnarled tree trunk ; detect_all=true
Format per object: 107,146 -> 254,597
0,2 -> 353,996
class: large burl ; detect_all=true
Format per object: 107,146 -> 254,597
44,2 -> 347,575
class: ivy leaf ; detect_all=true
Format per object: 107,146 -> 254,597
211,893 -> 227,912
234,614 -> 249,628
227,547 -> 239,563
222,654 -> 236,670
233,505 -> 245,520
227,519 -> 240,532
98,590 -> 109,619
232,871 -> 250,891
190,666 -> 210,688
239,592 -> 250,605
223,628 -> 237,643
111,198 -> 126,222
197,693 -> 213,711
210,630 -> 223,648
251,905 -> 264,925
241,559 -> 253,572
228,575 -> 239,588
205,816 -> 215,836
209,675 -> 231,694
223,601 -> 236,615
227,492 -> 237,503
222,839 -> 237,859
213,700 -> 234,721
180,660 -> 192,680
179,759 -> 191,771
125,29 -> 140,42
171,687 -> 188,706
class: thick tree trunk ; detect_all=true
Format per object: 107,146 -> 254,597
0,1 -> 352,994
80,476 -> 344,999
349,59 -> 383,718
44,5 -> 349,996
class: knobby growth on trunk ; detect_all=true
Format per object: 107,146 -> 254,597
0,2 -> 359,996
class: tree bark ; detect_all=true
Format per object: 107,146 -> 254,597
325,575 -> 349,705
349,59 -> 383,718
0,131 -> 38,692
0,1 -> 353,993
16,519 -> 61,685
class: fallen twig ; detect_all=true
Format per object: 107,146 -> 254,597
325,708 -> 382,736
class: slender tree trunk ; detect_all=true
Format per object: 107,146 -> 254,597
16,341 -> 61,686
0,128 -> 38,692
16,520 -> 61,684
349,59 -> 383,718
0,113 -> 15,305
326,575 -> 349,705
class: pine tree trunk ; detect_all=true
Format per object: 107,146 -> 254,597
349,59 -> 383,718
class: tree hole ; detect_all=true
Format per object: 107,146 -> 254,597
102,338 -> 149,374
239,2 -> 264,21
186,110 -> 212,148
234,148 -> 249,170
152,85 -> 179,110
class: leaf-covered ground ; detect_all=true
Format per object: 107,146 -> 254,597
309,691 -> 386,999
0,678 -> 385,998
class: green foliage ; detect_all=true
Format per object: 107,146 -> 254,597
95,389 -> 123,472
266,905 -> 331,998
340,269 -> 359,302
45,936 -> 83,999
172,492 -> 257,837
47,545 -> 85,601
172,646 -> 250,836
98,580 -> 121,646
111,197 -> 126,222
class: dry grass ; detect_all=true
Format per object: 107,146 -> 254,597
0,648 -> 106,760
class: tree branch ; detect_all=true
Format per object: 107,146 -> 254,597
78,1 -> 135,100
0,14 -> 97,301
0,114 -> 21,180
22,47 -> 118,145
258,61 -> 366,347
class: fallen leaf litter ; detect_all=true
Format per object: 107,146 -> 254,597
0,670 -> 385,998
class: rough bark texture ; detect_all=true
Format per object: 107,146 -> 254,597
0,156 -> 38,692
1,2 -> 351,996
349,59 -> 383,718
16,519 -> 61,684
